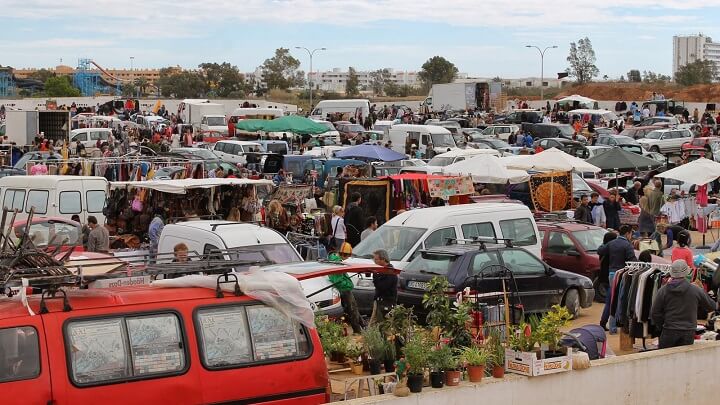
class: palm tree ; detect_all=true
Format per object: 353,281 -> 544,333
134,77 -> 149,97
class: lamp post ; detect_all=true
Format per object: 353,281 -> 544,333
129,56 -> 135,97
294,47 -> 326,113
525,45 -> 557,102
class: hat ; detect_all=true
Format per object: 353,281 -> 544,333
339,242 -> 353,255
670,260 -> 689,279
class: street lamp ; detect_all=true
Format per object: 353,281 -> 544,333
294,47 -> 326,113
525,45 -> 557,102
129,56 -> 135,98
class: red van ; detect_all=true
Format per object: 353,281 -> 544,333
0,263 -> 384,404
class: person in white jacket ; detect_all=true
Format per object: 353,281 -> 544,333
589,192 -> 606,227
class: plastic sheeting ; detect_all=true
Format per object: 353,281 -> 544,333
151,269 -> 315,328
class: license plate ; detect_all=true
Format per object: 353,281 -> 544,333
407,281 -> 428,290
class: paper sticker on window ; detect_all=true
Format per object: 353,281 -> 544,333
198,307 -> 252,367
68,319 -> 130,383
247,306 -> 298,360
127,314 -> 184,375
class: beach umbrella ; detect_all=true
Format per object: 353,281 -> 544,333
442,154 -> 529,184
585,147 -> 662,173
655,158 -> 720,185
334,143 -> 406,162
505,147 -> 601,173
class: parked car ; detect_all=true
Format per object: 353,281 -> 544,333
334,122 -> 365,140
396,242 -> 594,319
637,128 -> 693,153
524,123 -> 584,143
534,138 -> 589,158
595,134 -> 643,154
495,110 -> 542,125
212,140 -> 263,166
681,137 -> 720,159
479,124 -> 520,141
619,125 -> 659,139
639,116 -> 680,127
586,145 -> 612,159
467,138 -> 523,155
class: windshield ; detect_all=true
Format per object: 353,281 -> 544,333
573,229 -> 608,252
645,131 -> 662,139
373,125 -> 390,133
352,225 -> 426,261
620,145 -> 643,154
265,143 -> 287,154
573,174 -> 592,193
317,121 -> 335,132
431,133 -> 456,148
557,125 -> 574,137
228,244 -> 301,265
344,124 -> 365,132
427,156 -> 455,166
404,253 -> 457,275
206,117 -> 226,126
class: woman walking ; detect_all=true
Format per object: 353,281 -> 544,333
330,205 -> 347,252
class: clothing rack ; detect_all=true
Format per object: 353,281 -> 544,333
286,232 -> 327,261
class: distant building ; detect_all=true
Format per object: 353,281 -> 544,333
306,68 -> 434,93
673,34 -> 720,77
12,64 -> 184,86
457,77 -> 569,89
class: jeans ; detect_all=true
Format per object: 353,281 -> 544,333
658,329 -> 695,349
340,290 -> 363,334
600,272 -> 617,333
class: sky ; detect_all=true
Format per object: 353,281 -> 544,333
4,0 -> 720,78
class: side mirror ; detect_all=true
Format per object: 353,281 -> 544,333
566,248 -> 581,257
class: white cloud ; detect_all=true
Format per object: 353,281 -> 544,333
0,38 -> 114,49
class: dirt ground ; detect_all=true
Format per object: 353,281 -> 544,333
556,82 -> 720,103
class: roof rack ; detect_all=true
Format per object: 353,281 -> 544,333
445,237 -> 514,250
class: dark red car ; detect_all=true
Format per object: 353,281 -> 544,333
681,137 -> 720,158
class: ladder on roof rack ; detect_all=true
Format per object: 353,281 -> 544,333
445,237 -> 514,249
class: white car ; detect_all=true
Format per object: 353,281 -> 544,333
480,125 -> 520,141
212,140 -> 263,165
637,129 -> 693,153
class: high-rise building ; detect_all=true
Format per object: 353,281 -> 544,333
673,34 -> 720,77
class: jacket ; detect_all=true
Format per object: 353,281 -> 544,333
603,200 -> 622,230
373,268 -> 398,303
650,279 -> 716,331
328,273 -> 354,292
87,225 -> 110,253
574,204 -> 592,224
597,236 -> 636,272
646,189 -> 664,216
344,202 -> 365,247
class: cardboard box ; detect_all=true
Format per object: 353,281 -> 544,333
505,348 -> 572,377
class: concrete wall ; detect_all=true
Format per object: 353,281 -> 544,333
342,341 -> 720,405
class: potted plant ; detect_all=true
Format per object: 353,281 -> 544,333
346,341 -> 365,375
461,345 -> 490,383
362,325 -> 385,375
536,305 -> 572,358
316,315 -> 346,361
423,277 -> 472,348
487,329 -> 505,378
428,345 -> 452,388
383,338 -> 396,372
443,352 -> 462,386
402,331 -> 432,393
329,335 -> 349,364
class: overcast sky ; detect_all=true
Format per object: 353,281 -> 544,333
4,0 -> 720,78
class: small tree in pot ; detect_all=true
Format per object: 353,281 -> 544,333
362,325 -> 386,375
428,345 -> 453,388
487,329 -> 506,378
423,276 -> 472,348
347,341 -> 365,375
537,305 -> 572,358
402,330 -> 432,393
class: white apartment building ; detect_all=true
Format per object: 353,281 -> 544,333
458,77 -> 568,89
673,34 -> 720,76
307,68 -> 425,93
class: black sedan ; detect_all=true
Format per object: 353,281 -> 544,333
397,244 -> 594,319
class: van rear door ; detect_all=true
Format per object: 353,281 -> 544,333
0,315 -> 51,404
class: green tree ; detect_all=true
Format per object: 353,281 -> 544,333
345,66 -> 360,97
198,62 -> 247,97
675,60 -> 718,86
157,68 -> 208,98
418,56 -> 458,90
29,69 -> 56,83
369,68 -> 391,95
627,69 -> 641,83
44,76 -> 81,97
133,77 -> 149,96
566,37 -> 599,84
121,82 -> 137,97
642,71 -> 671,84
261,48 -> 302,90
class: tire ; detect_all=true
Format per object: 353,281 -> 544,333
650,146 -> 660,153
562,289 -> 580,319
593,277 -> 608,303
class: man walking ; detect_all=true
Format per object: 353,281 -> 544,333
328,242 -> 364,334
86,216 -> 109,253
603,192 -> 622,230
344,192 -> 365,247
361,216 -> 378,241
598,225 -> 637,331
651,260 -> 717,349
369,249 -> 397,326
574,195 -> 592,224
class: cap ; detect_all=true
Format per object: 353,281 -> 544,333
339,242 -> 353,255
670,260 -> 689,279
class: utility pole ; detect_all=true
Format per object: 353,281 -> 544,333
525,45 -> 557,102
294,47 -> 326,113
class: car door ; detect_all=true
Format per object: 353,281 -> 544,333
499,249 -> 556,313
543,231 -> 582,274
0,317 -> 51,404
455,251 -> 502,297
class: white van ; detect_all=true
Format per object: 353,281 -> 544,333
350,203 -> 541,269
310,99 -> 370,121
387,124 -> 459,157
70,128 -> 113,151
0,175 -> 108,224
400,148 -> 500,174
156,220 -> 343,316
212,140 -> 262,165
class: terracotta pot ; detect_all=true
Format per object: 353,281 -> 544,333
444,370 -> 461,386
467,365 -> 485,382
492,365 -> 505,378
430,371 -> 444,388
350,362 -> 364,375
407,374 -> 424,393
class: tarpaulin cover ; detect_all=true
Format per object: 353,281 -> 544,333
110,177 -> 273,194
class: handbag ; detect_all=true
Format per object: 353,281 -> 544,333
131,197 -> 144,212
329,217 -> 339,249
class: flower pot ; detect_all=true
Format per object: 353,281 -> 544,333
444,370 -> 461,386
350,362 -> 364,375
330,351 -> 345,363
369,359 -> 382,375
430,371 -> 444,388
467,365 -> 485,382
384,359 -> 396,373
492,365 -> 505,378
407,373 -> 424,393
361,353 -> 370,371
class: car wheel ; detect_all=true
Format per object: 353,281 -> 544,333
650,146 -> 660,153
562,289 -> 580,319
593,277 -> 608,303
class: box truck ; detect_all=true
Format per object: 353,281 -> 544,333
4,110 -> 71,146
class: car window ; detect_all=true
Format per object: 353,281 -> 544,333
66,313 -> 185,385
71,132 -> 87,142
424,227 -> 457,248
481,127 -> 493,135
90,131 -> 108,141
86,190 -> 106,213
0,326 -> 40,383
546,231 -> 575,254
470,251 -> 501,275
25,190 -> 48,214
499,218 -> 537,246
461,222 -> 496,240
59,191 -> 81,214
3,189 -> 25,211
501,249 -> 545,275
195,305 -> 311,369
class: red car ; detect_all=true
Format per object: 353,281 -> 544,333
681,137 -> 720,158
10,217 -> 84,252
537,219 -> 669,301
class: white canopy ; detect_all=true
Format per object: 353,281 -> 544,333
654,158 -> 720,186
557,94 -> 597,104
110,177 -> 273,194
568,109 -> 618,121
503,147 -> 601,173
442,154 -> 530,184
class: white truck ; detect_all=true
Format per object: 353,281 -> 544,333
177,99 -> 228,136
4,110 -> 71,146
420,82 -> 499,114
